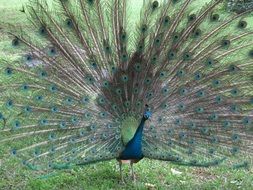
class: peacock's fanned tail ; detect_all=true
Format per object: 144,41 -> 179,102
0,0 -> 252,170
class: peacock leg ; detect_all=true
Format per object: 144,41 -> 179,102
119,161 -> 124,182
130,162 -> 135,181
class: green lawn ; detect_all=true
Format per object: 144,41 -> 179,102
1,155 -> 253,190
0,0 -> 253,190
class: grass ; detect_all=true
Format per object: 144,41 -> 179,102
1,156 -> 253,190
0,0 -> 253,190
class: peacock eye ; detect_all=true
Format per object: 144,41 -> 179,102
221,39 -> 231,48
141,24 -> 148,32
174,34 -> 179,40
163,16 -> 170,25
25,54 -> 32,61
248,49 -> 253,58
121,54 -> 128,62
5,67 -> 13,75
152,1 -> 159,9
51,48 -> 55,53
39,26 -> 47,35
12,38 -> 19,46
66,18 -> 73,27
188,14 -> 196,21
11,149 -> 17,156
193,28 -> 201,38
210,14 -> 219,21
238,20 -> 247,29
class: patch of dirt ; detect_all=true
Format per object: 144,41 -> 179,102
191,168 -> 217,181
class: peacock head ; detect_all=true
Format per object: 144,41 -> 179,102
143,104 -> 152,120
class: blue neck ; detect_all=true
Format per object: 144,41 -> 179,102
133,117 -> 146,138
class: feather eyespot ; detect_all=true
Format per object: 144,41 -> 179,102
188,14 -> 196,21
221,39 -> 231,48
192,29 -> 201,38
163,16 -> 170,25
173,33 -> 179,41
5,67 -> 13,75
102,81 -> 109,88
177,69 -> 185,77
238,20 -> 247,29
183,51 -> 192,61
141,24 -> 148,33
11,149 -> 17,156
168,50 -> 176,60
248,49 -> 253,58
194,72 -> 202,80
12,38 -> 19,46
121,54 -> 128,62
39,26 -> 46,35
121,75 -> 129,82
66,18 -> 73,27
14,120 -> 21,128
87,0 -> 94,5
6,100 -> 13,107
210,14 -> 219,21
25,54 -> 32,61
21,84 -> 29,91
151,55 -> 157,64
172,0 -> 179,3
152,1 -> 159,9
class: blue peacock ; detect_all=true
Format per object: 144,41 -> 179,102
0,0 -> 253,182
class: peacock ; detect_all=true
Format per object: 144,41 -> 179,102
228,0 -> 253,13
0,0 -> 253,182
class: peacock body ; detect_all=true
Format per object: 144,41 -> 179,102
119,110 -> 151,160
0,0 -> 253,180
